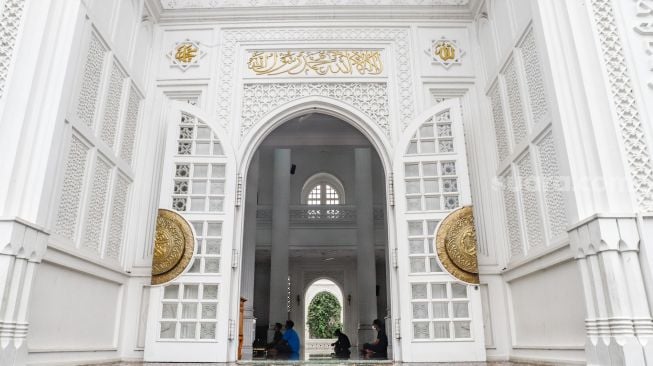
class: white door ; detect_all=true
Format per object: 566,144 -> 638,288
144,104 -> 237,362
393,99 -> 486,362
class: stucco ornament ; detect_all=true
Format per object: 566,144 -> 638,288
151,209 -> 195,285
167,39 -> 206,71
427,37 -> 464,68
435,206 -> 479,284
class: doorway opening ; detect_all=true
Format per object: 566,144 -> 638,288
304,279 -> 343,359
240,112 -> 391,360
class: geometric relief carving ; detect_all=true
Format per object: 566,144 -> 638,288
537,131 -> 567,239
500,169 -> 523,259
82,157 -> 112,252
105,174 -> 130,261
590,0 -> 653,212
218,28 -> 414,132
120,86 -> 142,164
240,82 -> 389,136
0,0 -> 26,98
55,135 -> 90,241
503,57 -> 527,147
519,28 -> 548,125
516,152 -> 544,250
488,84 -> 510,162
634,0 -> 653,89
101,62 -> 125,149
76,33 -> 107,128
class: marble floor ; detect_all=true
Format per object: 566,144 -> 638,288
107,362 -> 554,366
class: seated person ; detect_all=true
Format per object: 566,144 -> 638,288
273,320 -> 300,358
362,319 -> 388,359
266,323 -> 283,350
331,329 -> 351,358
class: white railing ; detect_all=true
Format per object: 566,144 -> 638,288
256,205 -> 386,226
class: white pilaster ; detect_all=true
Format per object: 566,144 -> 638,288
355,148 -> 377,345
569,216 -> 653,365
268,149 -> 291,340
240,153 -> 259,358
0,219 -> 48,366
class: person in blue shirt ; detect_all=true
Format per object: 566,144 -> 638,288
274,320 -> 300,358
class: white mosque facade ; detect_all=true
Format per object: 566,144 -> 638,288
1,1 -> 653,365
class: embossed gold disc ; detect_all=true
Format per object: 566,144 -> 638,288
435,206 -> 479,284
151,209 -> 195,285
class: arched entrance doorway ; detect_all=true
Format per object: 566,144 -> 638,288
235,102 -> 396,361
303,278 -> 344,359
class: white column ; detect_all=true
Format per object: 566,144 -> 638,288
355,148 -> 377,346
268,149 -> 291,340
240,153 -> 259,359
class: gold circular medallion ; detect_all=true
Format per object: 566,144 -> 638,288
151,209 -> 195,285
435,206 -> 479,284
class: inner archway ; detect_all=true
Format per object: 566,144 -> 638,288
239,111 -> 391,360
304,279 -> 344,359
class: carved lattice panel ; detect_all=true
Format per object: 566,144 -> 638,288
55,135 -> 90,241
502,57 -> 527,147
100,61 -> 126,148
519,28 -> 548,125
240,82 -> 389,136
76,32 -> 107,128
82,157 -> 112,252
0,0 -> 26,98
537,131 -> 567,239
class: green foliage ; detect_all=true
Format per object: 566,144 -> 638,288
307,291 -> 342,339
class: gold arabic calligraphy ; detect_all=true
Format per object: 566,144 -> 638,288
247,50 -> 383,76
175,44 -> 198,63
434,41 -> 456,62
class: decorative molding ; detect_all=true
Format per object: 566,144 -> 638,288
240,82 -> 389,136
217,27 -> 414,132
634,0 -> 653,89
167,39 -> 205,71
590,0 -> 653,211
161,0 -> 469,9
0,0 -> 26,98
426,37 -> 464,68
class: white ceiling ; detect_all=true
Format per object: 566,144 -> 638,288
260,113 -> 372,147
149,0 -> 480,21
160,0 -> 470,9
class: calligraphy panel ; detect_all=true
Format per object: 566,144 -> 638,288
245,49 -> 386,77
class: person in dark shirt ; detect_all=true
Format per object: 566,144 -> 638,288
331,329 -> 351,358
267,323 -> 283,350
363,319 -> 388,359
273,320 -> 300,359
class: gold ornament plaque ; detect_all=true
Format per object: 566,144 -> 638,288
434,206 -> 479,284
247,50 -> 383,76
151,209 -> 195,285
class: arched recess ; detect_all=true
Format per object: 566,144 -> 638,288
144,102 -> 238,363
392,99 -> 485,362
231,96 -> 400,360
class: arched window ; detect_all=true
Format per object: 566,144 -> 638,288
301,173 -> 345,205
